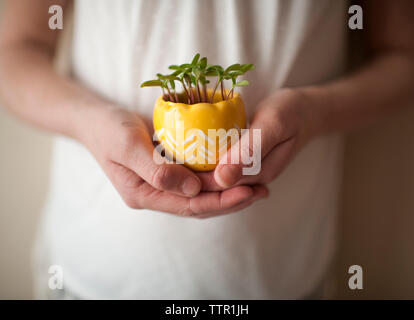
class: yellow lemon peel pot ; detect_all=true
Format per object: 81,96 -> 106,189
153,89 -> 246,171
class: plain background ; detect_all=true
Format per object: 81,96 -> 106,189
1,0 -> 414,299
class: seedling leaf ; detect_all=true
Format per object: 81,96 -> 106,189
140,80 -> 163,88
236,80 -> 249,86
191,53 -> 200,66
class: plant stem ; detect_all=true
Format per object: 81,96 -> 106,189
166,87 -> 175,102
174,90 -> 179,103
162,87 -> 169,101
221,81 -> 225,101
202,83 -> 208,103
196,83 -> 201,103
210,78 -> 220,104
181,81 -> 191,104
188,80 -> 194,104
226,87 -> 234,100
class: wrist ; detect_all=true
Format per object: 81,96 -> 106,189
294,86 -> 333,139
70,99 -> 115,148
270,87 -> 325,144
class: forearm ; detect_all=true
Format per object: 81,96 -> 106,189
0,42 -> 110,141
302,51 -> 414,137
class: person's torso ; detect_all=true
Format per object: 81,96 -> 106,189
40,0 -> 347,299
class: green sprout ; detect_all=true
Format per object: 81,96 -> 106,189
140,79 -> 166,99
141,54 -> 254,104
208,65 -> 225,103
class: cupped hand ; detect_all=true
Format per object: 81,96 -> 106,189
78,105 -> 269,218
198,88 -> 316,191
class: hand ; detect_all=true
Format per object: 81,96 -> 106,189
79,105 -> 269,218
198,89 -> 317,190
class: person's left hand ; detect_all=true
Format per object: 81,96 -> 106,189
197,88 -> 318,191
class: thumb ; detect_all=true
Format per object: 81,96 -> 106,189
214,107 -> 279,188
127,129 -> 201,197
214,130 -> 252,188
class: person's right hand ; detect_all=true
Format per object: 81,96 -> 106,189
78,105 -> 269,218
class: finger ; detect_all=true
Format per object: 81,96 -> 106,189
103,160 -> 147,208
108,162 -> 269,217
202,133 -> 295,191
235,136 -> 297,185
136,184 -> 257,216
123,127 -> 201,197
195,198 -> 256,219
215,106 -> 288,188
195,184 -> 269,219
250,184 -> 270,199
189,185 -> 254,214
196,171 -> 224,191
197,169 -> 273,192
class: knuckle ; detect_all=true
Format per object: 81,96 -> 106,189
177,200 -> 195,217
117,130 -> 140,162
179,208 -> 195,217
123,195 -> 141,209
242,141 -> 255,160
151,165 -> 173,190
122,129 -> 140,148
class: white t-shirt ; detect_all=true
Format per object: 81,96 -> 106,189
36,0 -> 347,299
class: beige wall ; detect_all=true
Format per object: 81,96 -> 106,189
1,0 -> 414,299
337,107 -> 414,299
0,0 -> 51,299
0,108 -> 52,299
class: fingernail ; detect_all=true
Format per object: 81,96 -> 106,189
181,177 -> 200,196
218,165 -> 241,187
